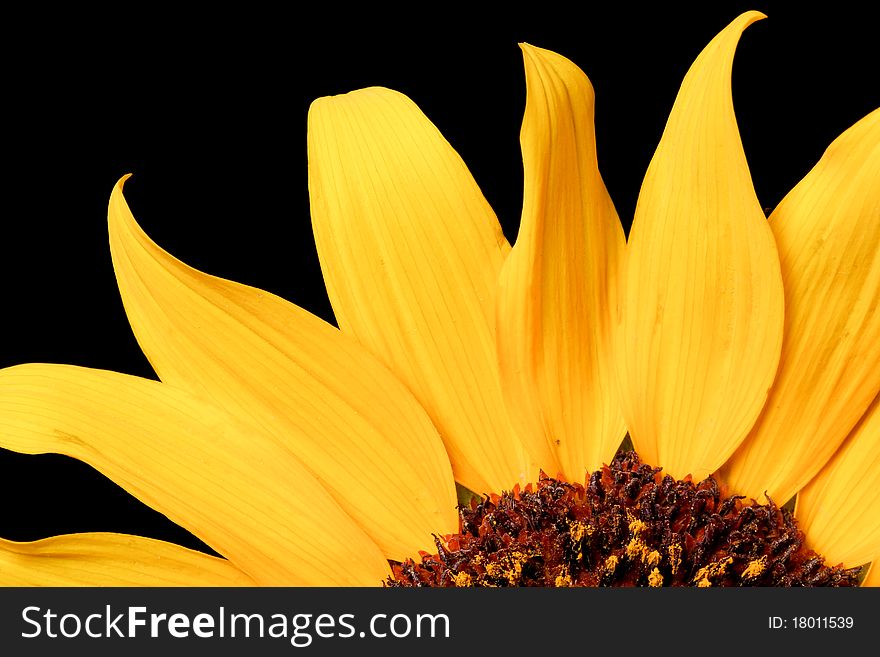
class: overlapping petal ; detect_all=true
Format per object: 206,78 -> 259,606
0,533 -> 255,586
722,109 -> 880,503
618,11 -> 784,481
496,44 -> 625,479
108,178 -> 457,560
796,393 -> 880,568
863,563 -> 880,587
308,87 -> 557,492
0,364 -> 390,585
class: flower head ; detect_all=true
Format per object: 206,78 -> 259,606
0,12 -> 878,586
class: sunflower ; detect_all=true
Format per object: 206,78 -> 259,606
0,11 -> 877,587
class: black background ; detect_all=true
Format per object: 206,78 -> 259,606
0,3 -> 877,554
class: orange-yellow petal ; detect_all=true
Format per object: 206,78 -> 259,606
496,44 -> 625,479
108,178 -> 456,560
309,87 -> 556,492
618,12 -> 783,480
0,533 -> 255,586
721,109 -> 880,503
862,562 -> 880,587
796,393 -> 880,569
0,364 -> 390,586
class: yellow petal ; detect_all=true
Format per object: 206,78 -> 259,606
496,44 -> 625,479
618,12 -> 783,480
309,87 -> 557,492
0,364 -> 390,586
0,533 -> 255,586
796,393 -> 880,568
108,178 -> 457,560
862,562 -> 880,587
721,109 -> 880,502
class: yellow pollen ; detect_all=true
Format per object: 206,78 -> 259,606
483,551 -> 531,586
605,555 -> 619,573
693,556 -> 735,587
510,555 -> 525,584
625,537 -> 659,567
452,572 -> 472,587
626,538 -> 643,560
742,557 -> 767,580
569,520 -> 589,542
628,517 -> 648,536
554,571 -> 573,587
648,568 -> 664,587
668,544 -> 682,575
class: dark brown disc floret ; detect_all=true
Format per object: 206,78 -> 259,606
386,451 -> 861,587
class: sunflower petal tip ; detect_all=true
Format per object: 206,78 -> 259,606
307,95 -> 326,114
308,90 -> 351,118
519,43 -> 546,70
707,11 -> 766,45
733,10 -> 767,30
110,173 -> 132,199
312,86 -> 401,105
518,42 -> 578,69
108,175 -> 137,229
519,43 -> 594,98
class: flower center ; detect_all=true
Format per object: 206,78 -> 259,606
387,451 -> 861,587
